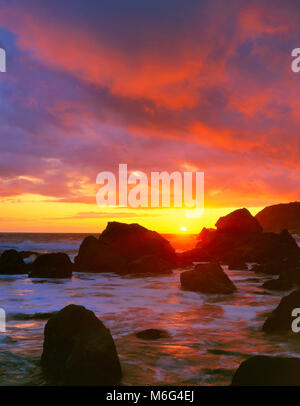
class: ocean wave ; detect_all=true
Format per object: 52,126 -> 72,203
0,240 -> 80,253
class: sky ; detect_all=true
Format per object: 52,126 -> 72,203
0,0 -> 299,233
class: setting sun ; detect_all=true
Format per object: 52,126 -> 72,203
180,226 -> 187,232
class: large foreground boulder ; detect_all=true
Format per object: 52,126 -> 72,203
231,355 -> 300,386
180,263 -> 236,294
0,250 -> 26,274
255,202 -> 300,233
75,222 -> 177,273
262,290 -> 300,333
196,208 -> 299,264
41,304 -> 122,385
28,253 -> 73,278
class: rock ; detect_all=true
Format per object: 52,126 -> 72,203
262,290 -> 300,333
216,208 -> 263,234
135,329 -> 170,340
180,263 -> 237,294
75,222 -> 177,273
196,209 -> 299,264
126,254 -> 172,274
259,259 -> 300,291
255,202 -> 300,233
28,253 -> 73,278
41,304 -> 122,385
19,251 -> 39,260
228,262 -> 248,270
0,250 -> 26,274
231,355 -> 300,386
263,278 -> 292,291
176,248 -> 212,267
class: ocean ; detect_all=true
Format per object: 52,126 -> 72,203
0,232 -> 299,386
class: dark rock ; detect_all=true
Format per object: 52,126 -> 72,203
126,254 -> 172,274
216,208 -> 263,234
180,263 -> 237,294
41,304 -> 122,385
231,355 -> 300,386
135,329 -> 170,340
263,278 -> 292,291
28,253 -> 73,278
263,290 -> 300,333
228,262 -> 248,270
196,209 -> 299,264
176,248 -> 212,267
0,250 -> 26,274
75,222 -> 177,273
19,251 -> 39,260
255,202 -> 300,233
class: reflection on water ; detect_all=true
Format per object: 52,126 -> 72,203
1,266 -> 300,386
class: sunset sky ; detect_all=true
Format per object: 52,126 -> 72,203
0,0 -> 299,233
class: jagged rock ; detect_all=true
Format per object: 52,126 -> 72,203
231,355 -> 300,386
135,329 -> 170,340
75,222 -> 177,273
255,202 -> 300,233
263,290 -> 300,333
0,249 -> 26,274
28,253 -> 73,278
41,304 -> 122,385
180,263 -> 236,294
196,209 -> 299,264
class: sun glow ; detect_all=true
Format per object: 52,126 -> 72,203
180,226 -> 187,232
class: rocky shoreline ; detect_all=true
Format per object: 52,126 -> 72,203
0,206 -> 300,385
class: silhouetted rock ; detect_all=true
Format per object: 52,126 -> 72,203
256,202 -> 300,233
41,304 -> 122,385
0,250 -> 26,274
135,329 -> 170,340
263,278 -> 292,291
216,208 -> 263,234
126,254 -> 172,274
259,259 -> 300,291
228,262 -> 248,270
75,222 -> 177,273
196,209 -> 299,264
28,253 -> 73,278
231,355 -> 300,386
180,263 -> 236,294
176,248 -> 212,267
263,290 -> 300,333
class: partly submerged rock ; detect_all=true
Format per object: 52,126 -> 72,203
28,253 -> 73,278
126,254 -> 172,275
41,304 -> 122,385
135,329 -> 170,340
0,249 -> 26,274
180,263 -> 236,294
231,355 -> 300,386
75,222 -> 177,273
255,202 -> 300,234
228,262 -> 248,270
176,248 -> 212,268
196,209 -> 299,264
262,290 -> 300,333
